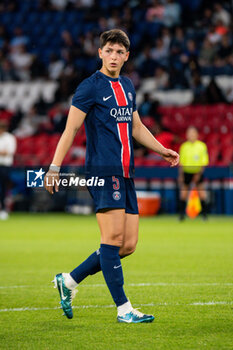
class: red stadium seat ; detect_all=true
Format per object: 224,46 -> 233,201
134,157 -> 145,166
220,133 -> 232,147
218,146 -> 233,166
16,136 -> 35,154
206,133 -> 220,146
161,115 -> 171,129
141,116 -> 156,131
208,145 -> 220,166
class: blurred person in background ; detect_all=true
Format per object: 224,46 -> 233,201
61,30 -> 75,57
138,92 -> 153,117
0,120 -> 16,220
48,102 -> 67,133
199,38 -> 218,67
48,53 -> 64,80
178,126 -> 209,221
170,26 -> 185,56
123,61 -> 140,89
154,66 -> 169,90
0,58 -> 18,81
146,0 -> 165,23
9,27 -> 29,49
207,25 -> 221,45
50,0 -> 70,10
0,25 -> 10,51
161,27 -> 172,51
205,78 -> 228,104
163,0 -> 181,28
150,37 -> 169,65
180,39 -> 199,67
213,3 -> 231,27
135,45 -> 157,78
9,44 -> 33,81
216,34 -> 233,66
198,8 -> 213,28
191,71 -> 206,105
14,105 -> 48,138
138,94 -> 162,123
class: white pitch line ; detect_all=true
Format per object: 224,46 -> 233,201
0,301 -> 232,313
0,285 -> 30,289
0,282 -> 233,289
127,283 -> 233,287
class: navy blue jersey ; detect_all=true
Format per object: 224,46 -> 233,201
72,70 -> 137,177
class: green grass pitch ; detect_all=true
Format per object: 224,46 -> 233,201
0,214 -> 232,350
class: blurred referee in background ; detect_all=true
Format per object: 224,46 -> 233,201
178,126 -> 209,221
0,120 -> 16,220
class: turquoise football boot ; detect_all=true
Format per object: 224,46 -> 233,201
117,309 -> 155,323
52,273 -> 75,319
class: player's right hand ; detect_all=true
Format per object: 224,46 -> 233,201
44,170 -> 60,194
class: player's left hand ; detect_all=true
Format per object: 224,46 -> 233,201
161,148 -> 179,167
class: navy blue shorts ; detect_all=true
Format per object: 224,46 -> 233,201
87,176 -> 139,214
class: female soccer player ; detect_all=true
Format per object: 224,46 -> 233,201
44,29 -> 179,323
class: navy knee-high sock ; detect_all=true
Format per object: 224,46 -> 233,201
70,248 -> 128,284
100,243 -> 128,307
70,249 -> 101,284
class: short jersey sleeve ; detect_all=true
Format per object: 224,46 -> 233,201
72,78 -> 96,114
201,143 -> 209,166
179,143 -> 186,166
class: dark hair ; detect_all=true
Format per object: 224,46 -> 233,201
100,29 -> 130,51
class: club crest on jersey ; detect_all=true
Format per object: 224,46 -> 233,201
110,107 -> 132,122
128,92 -> 133,101
113,191 -> 121,200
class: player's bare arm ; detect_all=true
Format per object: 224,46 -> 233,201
0,151 -> 8,156
0,150 -> 14,156
44,106 -> 86,194
132,110 -> 179,167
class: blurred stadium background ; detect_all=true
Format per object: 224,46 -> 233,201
0,0 -> 233,215
0,2 -> 233,349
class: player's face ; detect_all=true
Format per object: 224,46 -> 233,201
0,125 -> 7,134
99,42 -> 129,77
187,128 -> 198,142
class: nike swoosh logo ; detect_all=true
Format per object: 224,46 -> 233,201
114,265 -> 122,269
103,95 -> 112,101
119,316 -> 133,323
59,280 -> 67,301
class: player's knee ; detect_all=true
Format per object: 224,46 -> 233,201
109,230 -> 124,247
180,191 -> 188,200
121,240 -> 137,256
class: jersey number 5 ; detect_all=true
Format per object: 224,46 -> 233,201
112,176 -> 120,190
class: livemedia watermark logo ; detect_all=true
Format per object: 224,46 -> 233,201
26,168 -> 105,188
27,168 -> 45,187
